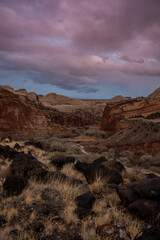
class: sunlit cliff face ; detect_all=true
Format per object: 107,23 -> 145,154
0,0 -> 160,98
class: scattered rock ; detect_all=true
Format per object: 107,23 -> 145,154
92,156 -> 107,164
3,175 -> 28,196
97,224 -> 130,240
10,152 -> 46,179
14,143 -> 21,150
0,145 -> 18,159
128,199 -> 160,221
25,141 -> 43,150
32,221 -> 45,232
135,217 -> 160,240
116,186 -> 138,206
102,160 -> 125,173
84,162 -> 123,185
75,192 -> 95,219
0,215 -> 7,227
51,156 -> 75,170
74,160 -> 88,173
132,178 -> 160,199
146,173 -> 158,179
117,178 -> 160,221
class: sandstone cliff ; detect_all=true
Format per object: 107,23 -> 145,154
0,85 -> 104,137
100,96 -> 160,132
0,97 -> 54,137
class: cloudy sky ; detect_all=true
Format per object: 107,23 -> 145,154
0,0 -> 160,98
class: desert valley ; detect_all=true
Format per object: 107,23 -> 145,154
0,85 -> 160,240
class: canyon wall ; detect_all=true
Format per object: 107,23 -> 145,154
101,97 -> 160,132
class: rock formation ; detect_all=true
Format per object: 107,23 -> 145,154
101,96 -> 160,132
0,85 -> 104,137
0,97 -> 53,137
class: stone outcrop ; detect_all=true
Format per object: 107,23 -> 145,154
116,177 -> 160,221
0,85 -> 104,137
0,97 -> 53,137
101,96 -> 160,132
3,175 -> 28,196
74,157 -> 123,185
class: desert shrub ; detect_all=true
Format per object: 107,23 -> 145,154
139,154 -> 153,167
67,144 -> 81,154
84,129 -> 107,138
54,132 -> 73,138
50,141 -> 67,152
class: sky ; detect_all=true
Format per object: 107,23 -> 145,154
0,0 -> 160,99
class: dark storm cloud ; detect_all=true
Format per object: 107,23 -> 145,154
0,0 -> 160,93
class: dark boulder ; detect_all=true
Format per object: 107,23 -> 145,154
75,192 -> 95,219
10,152 -> 46,179
116,186 -> 138,206
84,163 -> 123,185
92,156 -> 107,164
97,224 -> 130,239
25,141 -> 43,150
32,221 -> 45,232
132,178 -> 160,199
0,215 -> 7,227
51,156 -> 75,170
117,178 -> 160,222
0,145 -> 18,159
102,160 -> 125,173
3,175 -> 28,196
146,173 -> 158,179
74,160 -> 89,173
14,143 -> 21,150
135,217 -> 160,240
128,199 -> 160,221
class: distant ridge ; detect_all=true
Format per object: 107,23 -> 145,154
147,87 -> 160,99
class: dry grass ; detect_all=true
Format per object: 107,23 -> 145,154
20,181 -> 43,205
0,226 -> 13,240
107,191 -> 121,207
93,206 -> 143,240
123,166 -> 146,182
89,175 -> 106,194
2,206 -> 18,222
81,218 -> 97,240
63,202 -> 79,224
61,163 -> 86,182
0,139 -> 146,240
0,163 -> 10,178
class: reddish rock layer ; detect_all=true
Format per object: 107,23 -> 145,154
101,97 -> 160,132
0,97 -> 53,137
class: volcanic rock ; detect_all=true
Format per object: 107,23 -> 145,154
75,192 -> 95,219
97,224 -> 130,240
51,156 -> 75,170
135,217 -> 160,240
10,152 -> 47,179
84,162 -> 123,185
116,178 -> 160,221
3,175 -> 28,196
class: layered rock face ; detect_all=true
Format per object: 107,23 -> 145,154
0,85 -> 104,137
0,97 -> 53,137
101,96 -> 160,132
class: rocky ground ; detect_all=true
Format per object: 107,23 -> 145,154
0,128 -> 160,240
0,85 -> 160,239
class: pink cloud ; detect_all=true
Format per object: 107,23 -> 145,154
0,0 -> 160,93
